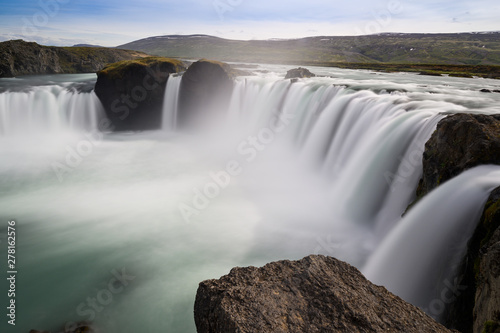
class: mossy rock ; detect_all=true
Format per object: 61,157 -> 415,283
482,320 -> 500,333
94,56 -> 187,131
98,57 -> 185,79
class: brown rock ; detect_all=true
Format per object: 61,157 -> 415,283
413,113 -> 500,333
0,39 -> 150,78
285,67 -> 316,79
94,57 -> 186,131
474,190 -> 500,333
194,255 -> 455,333
178,59 -> 233,129
417,113 -> 500,198
0,40 -> 61,77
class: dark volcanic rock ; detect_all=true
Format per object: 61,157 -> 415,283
0,39 -> 150,78
417,113 -> 500,198
194,255 -> 455,333
94,57 -> 186,131
474,187 -> 500,333
412,113 -> 500,333
0,40 -> 61,77
285,67 -> 316,79
178,59 -> 233,129
444,187 -> 500,333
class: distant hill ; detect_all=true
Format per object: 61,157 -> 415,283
0,40 -> 150,77
72,44 -> 104,48
117,32 -> 500,66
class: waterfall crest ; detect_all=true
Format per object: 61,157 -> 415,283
162,75 -> 183,131
0,85 -> 104,136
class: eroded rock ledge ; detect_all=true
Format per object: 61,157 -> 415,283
413,113 -> 500,333
94,57 -> 186,131
416,113 -> 500,198
194,255 -> 455,333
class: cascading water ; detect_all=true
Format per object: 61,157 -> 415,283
363,165 -> 500,319
162,75 -> 182,131
1,67 -> 500,333
0,85 -> 104,136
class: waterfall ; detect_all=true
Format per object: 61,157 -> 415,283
162,75 -> 182,131
225,78 -> 444,232
2,71 -> 499,332
362,165 -> 500,319
219,77 -> 499,320
0,85 -> 104,136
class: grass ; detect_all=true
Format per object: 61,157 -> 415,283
482,320 -> 500,333
117,33 -> 500,71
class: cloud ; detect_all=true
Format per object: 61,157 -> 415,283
0,0 -> 498,46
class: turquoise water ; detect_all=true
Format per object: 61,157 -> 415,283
1,68 -> 500,332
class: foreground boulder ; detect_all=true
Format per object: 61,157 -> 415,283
285,67 -> 316,79
195,255 -> 454,333
416,113 -> 500,198
94,57 -> 186,131
178,59 -> 234,129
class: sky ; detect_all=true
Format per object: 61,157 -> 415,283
0,0 -> 499,47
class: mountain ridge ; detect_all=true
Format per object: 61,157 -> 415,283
0,39 -> 150,78
117,32 -> 500,66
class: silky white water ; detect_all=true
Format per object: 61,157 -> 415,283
1,68 -> 500,332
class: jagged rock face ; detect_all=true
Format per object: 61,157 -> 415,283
94,57 -> 186,131
474,188 -> 500,333
443,187 -> 500,333
0,39 -> 150,78
178,60 -> 233,129
284,67 -> 316,79
194,255 -> 455,333
414,114 -> 500,333
417,113 -> 500,198
0,40 -> 62,77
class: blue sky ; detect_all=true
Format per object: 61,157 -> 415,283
0,0 -> 499,46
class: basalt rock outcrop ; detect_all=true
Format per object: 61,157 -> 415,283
416,113 -> 500,199
0,39 -> 149,77
442,186 -> 500,333
178,59 -> 234,129
0,40 -> 61,77
194,255 -> 455,333
94,57 -> 186,131
284,67 -> 316,79
474,189 -> 500,333
413,113 -> 500,333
